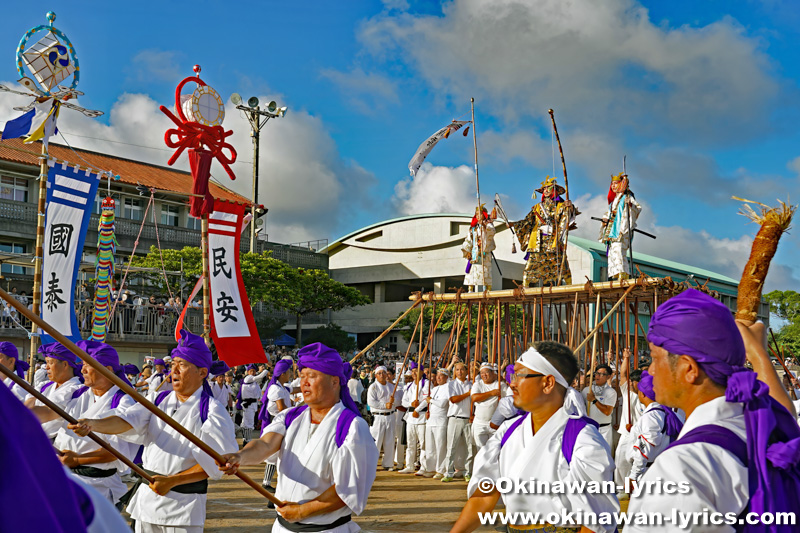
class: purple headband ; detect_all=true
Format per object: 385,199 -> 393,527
258,358 -> 294,424
38,342 -> 81,376
298,343 -> 360,417
124,364 -> 140,375
409,361 -> 425,370
76,340 -> 131,387
171,330 -> 212,370
153,358 -> 165,367
638,371 -> 683,439
647,289 -> 745,386
210,360 -> 230,377
0,342 -> 28,379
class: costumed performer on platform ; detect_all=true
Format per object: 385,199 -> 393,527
511,176 -> 577,287
599,172 -> 641,280
220,343 -> 378,533
452,341 -> 618,532
69,330 -> 238,533
626,289 -> 799,532
461,205 -> 496,292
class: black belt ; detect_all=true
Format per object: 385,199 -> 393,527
450,416 -> 469,420
598,423 -> 611,427
373,412 -> 393,416
118,468 -> 209,507
241,398 -> 257,408
71,466 -> 116,478
277,515 -> 351,532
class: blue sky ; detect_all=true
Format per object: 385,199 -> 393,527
1,0 -> 799,292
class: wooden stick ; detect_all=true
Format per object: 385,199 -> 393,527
548,109 -> 571,286
0,287 -> 282,506
154,369 -> 172,392
201,215 -> 211,346
389,308 -> 424,404
350,298 -> 422,363
588,293 -> 601,408
0,364 -> 155,483
573,284 -> 638,355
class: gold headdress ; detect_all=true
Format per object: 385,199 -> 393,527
533,175 -> 566,197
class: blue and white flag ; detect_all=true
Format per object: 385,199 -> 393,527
41,161 -> 101,344
1,100 -> 60,149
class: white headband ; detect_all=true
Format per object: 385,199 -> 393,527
480,363 -> 497,371
437,368 -> 450,376
518,347 -> 586,419
375,366 -> 387,373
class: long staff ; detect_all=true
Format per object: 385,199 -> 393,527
0,287 -> 282,506
350,299 -> 422,364
0,364 -> 154,483
573,284 -> 638,355
389,309 -> 424,403
549,109 -> 571,286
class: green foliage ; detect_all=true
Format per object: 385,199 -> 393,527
302,323 -> 357,353
254,315 -> 287,340
765,290 -> 800,357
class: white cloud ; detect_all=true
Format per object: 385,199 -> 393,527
358,0 -> 780,144
392,162 -> 477,215
381,0 -> 409,12
787,156 -> 800,177
127,49 -> 184,84
320,67 -> 399,115
0,85 -> 376,244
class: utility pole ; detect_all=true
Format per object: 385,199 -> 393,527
230,94 -> 287,252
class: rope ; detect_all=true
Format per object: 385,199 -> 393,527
108,194 -> 154,322
151,199 -> 176,304
57,131 -> 119,180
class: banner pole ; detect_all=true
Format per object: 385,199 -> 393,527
201,215 -> 211,347
28,142 -> 48,382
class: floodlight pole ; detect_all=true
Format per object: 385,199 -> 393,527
237,104 -> 284,253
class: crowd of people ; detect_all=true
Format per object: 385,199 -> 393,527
1,290 -> 799,532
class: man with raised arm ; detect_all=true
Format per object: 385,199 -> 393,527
220,343 -> 378,533
627,289 -> 799,531
69,330 -> 237,533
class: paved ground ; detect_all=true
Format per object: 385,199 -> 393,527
204,464 -> 499,532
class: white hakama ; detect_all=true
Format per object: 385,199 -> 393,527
367,380 -> 395,468
423,382 -> 450,475
614,381 -> 643,485
265,401 -> 378,533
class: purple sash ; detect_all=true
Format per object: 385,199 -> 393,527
283,404 -> 357,448
155,389 -> 210,424
499,412 -> 598,464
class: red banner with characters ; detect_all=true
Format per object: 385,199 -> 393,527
207,200 -> 267,366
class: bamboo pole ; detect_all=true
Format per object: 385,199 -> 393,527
350,298 -> 422,363
466,304 -> 473,380
0,364 -> 154,483
201,216 -> 211,347
29,142 -> 48,381
389,308 -> 424,403
588,293 -> 601,408
574,284 -> 638,355
0,287 -> 282,506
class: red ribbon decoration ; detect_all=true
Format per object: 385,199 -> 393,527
159,75 -> 238,216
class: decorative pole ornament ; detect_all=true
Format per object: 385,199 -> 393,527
159,67 -> 238,345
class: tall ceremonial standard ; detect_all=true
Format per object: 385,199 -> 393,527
221,343 -> 378,533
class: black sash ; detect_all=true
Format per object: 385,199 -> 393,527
71,466 -> 116,478
118,468 -> 209,507
277,515 -> 351,532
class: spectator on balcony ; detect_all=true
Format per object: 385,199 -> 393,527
78,284 -> 90,302
18,291 -> 29,306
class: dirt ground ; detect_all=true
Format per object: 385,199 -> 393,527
204,464 -> 500,532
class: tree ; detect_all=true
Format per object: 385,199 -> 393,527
765,290 -> 800,355
276,269 -> 371,345
302,323 -> 356,353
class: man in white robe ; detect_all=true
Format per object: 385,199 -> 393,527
398,362 -> 428,474
146,358 -> 171,401
209,361 -> 231,406
453,341 -> 619,532
442,362 -> 473,483
240,364 -> 268,444
260,359 -> 295,495
52,340 -> 137,505
615,350 -> 644,486
420,368 -> 450,478
389,369 -> 408,467
27,342 -> 84,439
220,343 -> 378,533
626,290 -> 799,532
366,366 -> 396,470
470,363 -> 507,449
70,330 -> 237,533
581,363 -> 617,446
33,362 -> 49,389
0,342 -> 30,403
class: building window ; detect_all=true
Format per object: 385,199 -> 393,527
450,221 -> 469,236
161,205 -> 179,227
186,215 -> 202,231
0,176 -> 28,203
124,198 -> 143,221
0,242 -> 29,274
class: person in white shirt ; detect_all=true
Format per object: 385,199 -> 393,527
52,340 -> 137,505
614,350 -> 644,486
259,358 -> 295,495
146,358 -> 171,401
220,343 -> 378,533
70,329 -> 238,533
240,364 -> 269,445
442,362 -> 473,482
470,363 -> 507,449
626,289 -> 799,531
27,342 -> 84,440
398,361 -> 428,474
209,361 -> 231,406
581,363 -> 617,446
367,366 -> 396,470
33,362 -> 49,389
421,368 -> 450,478
453,342 -> 619,532
0,342 -> 30,403
347,369 -> 364,411
388,369 -> 408,468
